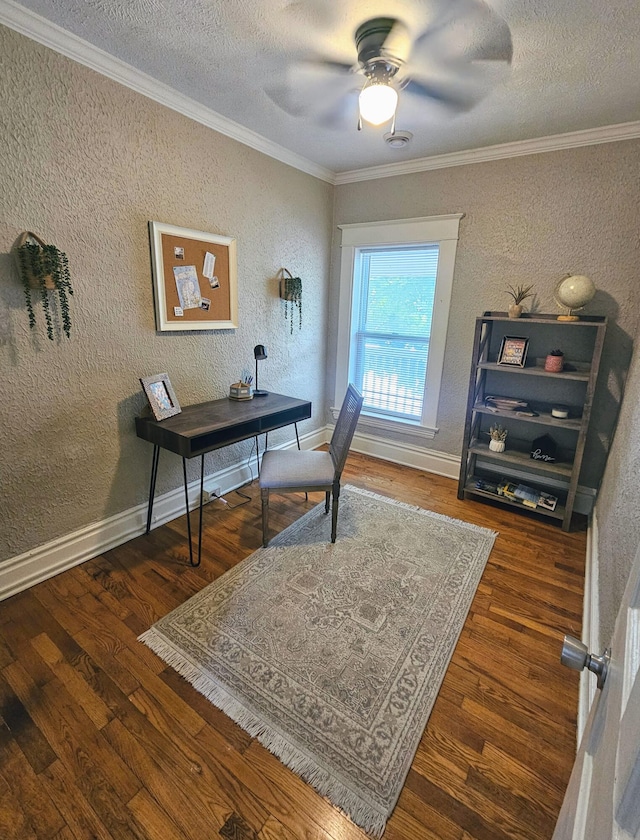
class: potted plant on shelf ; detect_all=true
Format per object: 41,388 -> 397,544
505,283 -> 534,318
279,268 -> 302,334
544,348 -> 564,372
488,424 -> 508,452
16,231 -> 74,340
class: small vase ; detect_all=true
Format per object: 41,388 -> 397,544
489,439 -> 506,452
508,304 -> 523,318
545,354 -> 564,372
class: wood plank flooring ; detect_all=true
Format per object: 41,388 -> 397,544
0,452 -> 586,840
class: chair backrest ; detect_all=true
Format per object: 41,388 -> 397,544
329,384 -> 363,477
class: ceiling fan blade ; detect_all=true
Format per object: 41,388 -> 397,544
314,89 -> 361,130
265,59 -> 359,121
412,0 -> 512,67
403,77 -> 479,113
379,19 -> 412,65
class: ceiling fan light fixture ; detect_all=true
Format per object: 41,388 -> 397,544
358,81 -> 398,126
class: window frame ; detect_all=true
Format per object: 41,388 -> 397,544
334,214 -> 462,436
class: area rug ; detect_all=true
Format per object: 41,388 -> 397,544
139,485 -> 497,836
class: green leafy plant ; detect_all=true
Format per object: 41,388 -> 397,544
549,348 -> 564,356
280,268 -> 302,335
488,424 -> 508,442
17,232 -> 74,340
506,283 -> 534,305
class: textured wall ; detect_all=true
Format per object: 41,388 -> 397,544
595,323 -> 640,643
0,26 -> 333,563
330,142 -> 640,488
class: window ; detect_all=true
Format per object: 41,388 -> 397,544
352,245 -> 439,421
335,215 -> 462,435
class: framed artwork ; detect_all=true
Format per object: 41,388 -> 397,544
149,221 -> 238,331
497,335 -> 529,367
140,373 -> 181,420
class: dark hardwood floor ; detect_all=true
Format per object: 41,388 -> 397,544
0,452 -> 585,840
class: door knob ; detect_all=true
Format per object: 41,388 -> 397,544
561,635 -> 610,690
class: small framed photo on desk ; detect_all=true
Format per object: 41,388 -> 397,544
497,336 -> 529,367
140,373 -> 181,421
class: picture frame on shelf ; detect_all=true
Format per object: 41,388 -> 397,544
497,335 -> 529,367
140,373 -> 181,421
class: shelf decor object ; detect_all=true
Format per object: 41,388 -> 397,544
497,335 -> 529,366
279,268 -> 302,334
544,348 -> 565,372
531,433 -> 557,463
458,312 -> 607,531
554,274 -> 596,321
505,283 -> 534,318
16,231 -> 74,340
488,424 -> 507,452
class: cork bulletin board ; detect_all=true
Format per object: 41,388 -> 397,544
149,221 -> 238,331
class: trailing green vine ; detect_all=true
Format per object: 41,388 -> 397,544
281,269 -> 302,335
17,235 -> 74,340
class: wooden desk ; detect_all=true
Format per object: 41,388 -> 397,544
136,392 -> 312,565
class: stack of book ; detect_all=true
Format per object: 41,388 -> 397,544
474,479 -> 559,511
495,480 -> 558,511
484,396 -> 538,416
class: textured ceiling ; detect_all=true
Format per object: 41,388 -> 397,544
8,0 -> 640,173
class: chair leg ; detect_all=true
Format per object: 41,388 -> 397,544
261,487 -> 270,547
331,481 -> 340,543
325,491 -> 330,514
295,424 -> 308,501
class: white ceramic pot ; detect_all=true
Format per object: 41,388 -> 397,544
489,439 -> 506,452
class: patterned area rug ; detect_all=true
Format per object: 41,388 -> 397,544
140,485 -> 497,836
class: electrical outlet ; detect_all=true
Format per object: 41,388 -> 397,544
200,486 -> 223,505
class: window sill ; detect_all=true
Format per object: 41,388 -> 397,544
330,407 -> 438,440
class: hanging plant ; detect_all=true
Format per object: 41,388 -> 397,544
16,232 -> 74,340
279,268 -> 302,335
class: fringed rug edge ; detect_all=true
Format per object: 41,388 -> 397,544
138,627 -> 388,837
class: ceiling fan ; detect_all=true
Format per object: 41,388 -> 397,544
266,0 -> 513,133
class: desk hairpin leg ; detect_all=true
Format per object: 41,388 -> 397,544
182,454 -> 205,567
146,445 -> 161,533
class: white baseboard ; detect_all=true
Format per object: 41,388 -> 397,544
0,426 -> 328,603
348,428 -> 460,478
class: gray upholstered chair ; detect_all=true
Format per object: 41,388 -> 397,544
259,384 -> 363,546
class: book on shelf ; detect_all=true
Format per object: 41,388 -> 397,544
538,491 -> 558,511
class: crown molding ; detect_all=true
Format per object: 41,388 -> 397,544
3,0 -> 639,188
334,121 -> 640,184
0,0 -> 335,184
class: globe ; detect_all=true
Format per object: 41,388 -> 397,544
555,274 -> 596,321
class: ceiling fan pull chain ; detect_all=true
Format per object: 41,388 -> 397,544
357,115 -> 362,131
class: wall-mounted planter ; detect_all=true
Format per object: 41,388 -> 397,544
279,268 -> 302,334
15,231 -> 74,340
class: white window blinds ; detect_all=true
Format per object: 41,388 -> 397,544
353,245 -> 439,420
